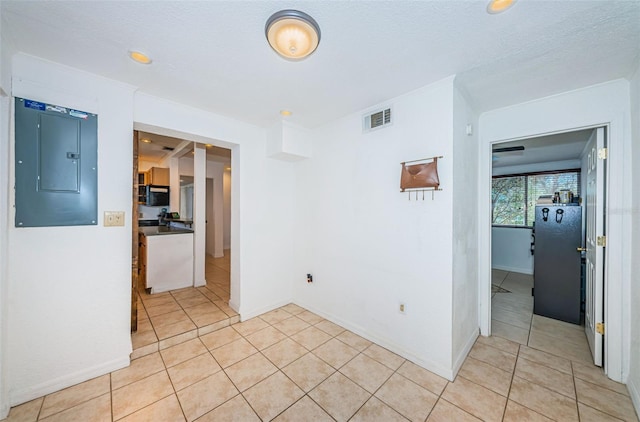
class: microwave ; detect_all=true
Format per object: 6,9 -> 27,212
146,185 -> 170,206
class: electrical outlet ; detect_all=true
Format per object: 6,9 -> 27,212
307,273 -> 313,283
399,303 -> 406,314
104,211 -> 125,227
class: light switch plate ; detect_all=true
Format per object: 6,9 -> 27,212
104,211 -> 125,227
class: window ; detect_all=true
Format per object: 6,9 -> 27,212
492,170 -> 580,227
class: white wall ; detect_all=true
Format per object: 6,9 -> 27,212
133,93 -> 295,318
451,83 -> 479,373
292,77 -> 458,379
0,7 -> 14,417
479,79 -> 634,384
491,227 -> 534,274
627,60 -> 640,413
7,54 -> 135,405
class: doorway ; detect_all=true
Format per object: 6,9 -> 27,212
487,127 -> 606,367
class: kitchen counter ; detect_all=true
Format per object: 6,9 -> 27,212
139,226 -> 194,236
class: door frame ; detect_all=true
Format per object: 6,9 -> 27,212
478,115 -> 629,383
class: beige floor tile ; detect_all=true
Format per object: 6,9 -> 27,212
313,338 -> 359,369
362,344 -> 405,370
426,399 -> 482,422
518,345 -> 572,374
160,338 -> 207,368
315,320 -> 346,337
159,329 -> 198,350
575,378 -> 638,421
279,303 -> 306,315
509,376 -> 578,421
199,326 -> 242,350
225,353 -> 278,392
198,319 -> 230,336
3,397 -> 43,422
468,341 -> 517,373
167,353 -> 222,391
112,352 -> 165,390
245,326 -> 287,350
516,356 -> 575,398
143,294 -> 177,309
441,375 -> 507,422
340,354 -> 393,393
282,352 -> 336,392
259,308 -> 292,325
39,374 -> 110,419
291,326 -> 332,350
475,335 -> 520,356
528,330 -> 592,364
136,318 -> 153,333
531,315 -> 587,345
188,310 -> 228,328
112,371 -> 175,421
149,309 -> 190,328
577,402 -> 627,422
155,320 -> 198,341
196,395 -> 259,422
39,393 -> 110,422
232,317 -> 270,337
210,338 -> 258,368
458,357 -> 512,396
492,307 -> 532,330
375,373 -> 438,422
213,300 -> 238,317
336,331 -> 372,351
145,301 -> 182,317
118,395 -> 185,422
350,397 -> 409,422
131,342 -> 159,360
272,316 -> 310,336
272,396 -> 334,422
309,372 -> 371,422
171,288 -> 204,301
262,338 -> 309,368
243,372 -> 304,421
502,400 -> 553,421
131,329 -> 158,350
296,310 -> 324,325
176,371 -> 238,421
396,360 -> 449,396
492,319 -> 530,344
572,361 -> 630,396
176,295 -> 210,309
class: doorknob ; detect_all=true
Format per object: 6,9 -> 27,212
577,247 -> 586,252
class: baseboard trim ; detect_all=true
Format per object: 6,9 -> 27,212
452,328 -> 479,378
492,265 -> 533,275
9,356 -> 130,407
294,301 -> 455,381
628,376 -> 640,420
240,299 -> 293,322
0,402 -> 9,420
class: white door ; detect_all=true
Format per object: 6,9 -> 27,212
584,127 -> 605,366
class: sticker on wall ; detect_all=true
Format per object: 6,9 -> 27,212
24,99 -> 46,111
46,104 -> 68,114
69,109 -> 89,119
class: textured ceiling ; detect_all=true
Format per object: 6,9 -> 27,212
2,1 -> 639,129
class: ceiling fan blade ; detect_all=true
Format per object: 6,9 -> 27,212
492,146 -> 525,153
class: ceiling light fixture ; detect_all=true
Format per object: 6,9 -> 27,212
265,10 -> 321,60
141,138 -> 152,143
280,110 -> 293,116
128,50 -> 152,64
487,0 -> 516,14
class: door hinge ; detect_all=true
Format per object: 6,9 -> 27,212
597,236 -> 606,247
596,322 -> 605,335
598,148 -> 608,160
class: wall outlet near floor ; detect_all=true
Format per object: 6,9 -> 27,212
307,273 -> 313,283
104,211 -> 125,227
399,303 -> 406,314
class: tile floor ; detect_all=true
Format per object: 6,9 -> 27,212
3,268 -> 638,421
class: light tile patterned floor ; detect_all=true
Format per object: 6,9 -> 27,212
3,268 -> 638,421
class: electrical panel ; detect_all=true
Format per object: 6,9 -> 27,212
15,98 -> 98,227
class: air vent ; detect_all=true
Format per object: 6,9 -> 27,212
162,146 -> 175,151
363,107 -> 392,132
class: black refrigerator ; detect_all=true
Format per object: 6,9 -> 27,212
533,205 -> 582,324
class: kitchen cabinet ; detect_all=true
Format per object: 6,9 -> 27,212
149,167 -> 169,186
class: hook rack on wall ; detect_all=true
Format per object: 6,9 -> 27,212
400,155 -> 443,200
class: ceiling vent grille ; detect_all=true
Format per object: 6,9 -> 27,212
363,107 -> 392,132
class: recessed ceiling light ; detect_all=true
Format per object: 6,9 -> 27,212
225,167 -> 231,171
265,10 -> 321,60
141,139 -> 152,143
487,0 -> 516,14
280,110 -> 293,116
205,144 -> 213,148
128,50 -> 152,64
